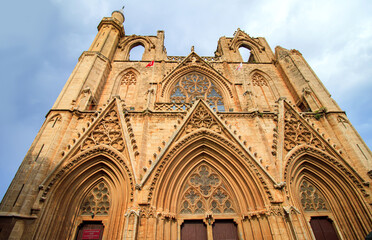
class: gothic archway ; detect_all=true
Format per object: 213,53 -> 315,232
148,131 -> 275,239
32,148 -> 134,240
285,148 -> 372,239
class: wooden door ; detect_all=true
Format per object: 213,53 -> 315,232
310,217 -> 339,240
212,219 -> 238,240
181,220 -> 207,240
76,221 -> 104,240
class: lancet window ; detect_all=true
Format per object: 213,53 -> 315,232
251,73 -> 275,111
170,73 -> 225,111
80,182 -> 111,216
179,165 -> 235,215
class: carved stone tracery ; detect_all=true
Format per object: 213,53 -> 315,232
300,180 -> 328,211
284,108 -> 325,152
252,73 -> 268,86
170,72 -> 225,111
121,71 -> 137,85
80,182 -> 110,216
180,165 -> 235,215
185,104 -> 221,134
154,102 -> 192,112
81,109 -> 125,152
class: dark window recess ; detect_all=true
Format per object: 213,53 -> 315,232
298,102 -> 311,112
212,219 -> 239,240
181,220 -> 207,240
310,217 -> 339,240
76,221 -> 104,240
88,102 -> 96,110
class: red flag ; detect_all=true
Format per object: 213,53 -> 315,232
146,61 -> 154,67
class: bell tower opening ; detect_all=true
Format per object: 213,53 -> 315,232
239,46 -> 255,63
129,44 -> 145,61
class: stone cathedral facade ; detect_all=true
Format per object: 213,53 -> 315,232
1,10 -> 372,240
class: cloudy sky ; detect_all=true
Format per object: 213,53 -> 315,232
0,0 -> 371,200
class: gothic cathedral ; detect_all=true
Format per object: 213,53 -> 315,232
1,10 -> 371,240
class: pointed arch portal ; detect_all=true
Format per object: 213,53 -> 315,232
285,149 -> 372,239
32,148 -> 134,240
148,130 -> 275,239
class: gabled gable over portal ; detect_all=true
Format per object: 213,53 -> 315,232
140,100 -> 281,206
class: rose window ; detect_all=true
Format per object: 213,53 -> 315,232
170,73 -> 225,111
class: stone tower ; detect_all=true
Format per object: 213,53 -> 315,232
1,9 -> 371,240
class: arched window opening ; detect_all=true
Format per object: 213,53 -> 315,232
170,72 -> 225,111
239,46 -> 255,63
129,44 -> 145,61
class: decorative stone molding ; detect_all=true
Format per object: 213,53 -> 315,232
40,146 -> 135,202
154,102 -> 192,111
185,104 -> 222,134
302,87 -> 312,95
80,109 -> 125,152
167,56 -> 186,62
368,170 -> 372,179
242,210 -> 268,219
139,204 -> 156,218
167,56 -> 221,63
274,182 -> 286,190
284,107 -> 325,152
147,129 -> 273,202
